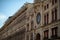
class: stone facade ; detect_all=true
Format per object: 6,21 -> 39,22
0,0 -> 60,40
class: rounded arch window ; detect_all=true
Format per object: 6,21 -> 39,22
36,33 -> 40,40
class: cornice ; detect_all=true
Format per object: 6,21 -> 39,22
0,4 -> 28,32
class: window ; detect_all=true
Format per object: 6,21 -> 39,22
27,35 -> 29,40
36,13 -> 41,24
36,33 -> 40,40
52,0 -> 54,5
44,15 -> 46,25
31,21 -> 34,30
47,13 -> 49,24
44,4 -> 49,10
44,6 -> 46,10
55,8 -> 57,21
52,0 -> 57,5
55,0 -> 57,3
47,4 -> 49,9
52,10 -> 55,22
30,33 -> 33,40
27,23 -> 29,31
44,13 -> 49,25
51,27 -> 58,38
52,8 -> 57,22
44,30 -> 49,39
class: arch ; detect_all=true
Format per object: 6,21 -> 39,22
36,33 -> 40,40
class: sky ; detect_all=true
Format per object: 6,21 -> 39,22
0,0 -> 33,28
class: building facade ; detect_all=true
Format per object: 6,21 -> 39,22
0,0 -> 60,40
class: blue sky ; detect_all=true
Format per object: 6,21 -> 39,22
0,0 -> 33,28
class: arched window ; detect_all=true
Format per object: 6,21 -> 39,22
36,33 -> 40,40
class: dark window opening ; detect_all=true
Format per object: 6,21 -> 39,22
52,10 -> 55,22
30,33 -> 33,40
47,4 -> 49,9
47,13 -> 49,24
27,23 -> 29,31
44,30 -> 49,39
44,15 -> 46,25
52,8 -> 57,22
44,13 -> 49,25
44,4 -> 49,10
52,0 -> 57,5
36,33 -> 40,40
44,6 -> 46,10
31,21 -> 34,30
52,0 -> 54,5
51,27 -> 58,38
55,0 -> 57,3
27,35 -> 29,40
55,8 -> 57,21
